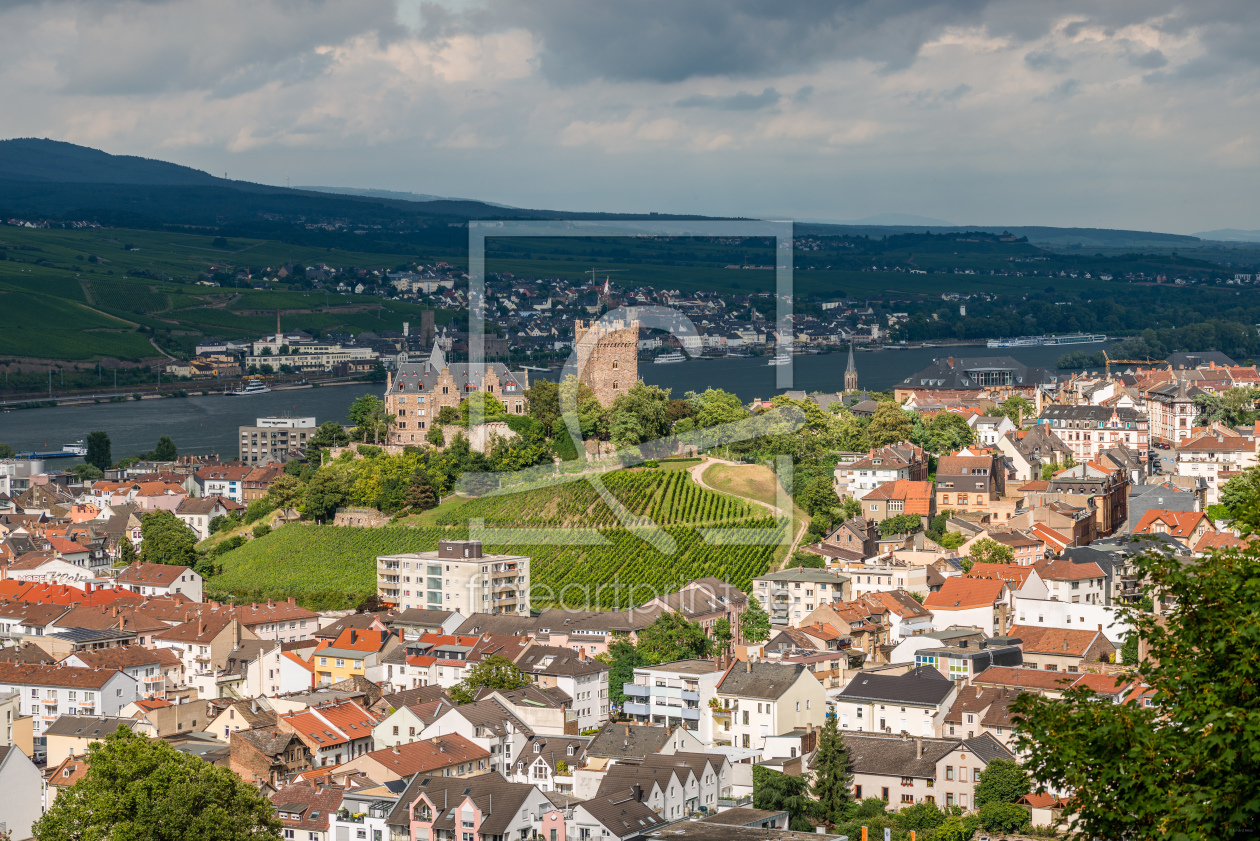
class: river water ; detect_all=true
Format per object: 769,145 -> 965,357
0,343 -> 1103,458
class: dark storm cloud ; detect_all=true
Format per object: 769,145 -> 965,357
674,87 -> 781,110
424,0 -> 999,84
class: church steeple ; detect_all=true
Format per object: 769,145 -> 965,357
845,340 -> 858,392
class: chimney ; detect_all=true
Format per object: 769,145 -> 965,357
624,725 -> 630,737
916,737 -> 924,759
350,630 -> 358,645
746,659 -> 752,673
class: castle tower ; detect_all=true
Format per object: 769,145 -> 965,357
574,318 -> 640,407
844,340 -> 859,392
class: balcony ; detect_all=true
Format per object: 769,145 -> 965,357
681,690 -> 700,702
624,702 -> 650,717
681,708 -> 700,721
622,684 -> 650,699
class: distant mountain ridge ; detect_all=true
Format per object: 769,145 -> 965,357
0,137 -> 1234,250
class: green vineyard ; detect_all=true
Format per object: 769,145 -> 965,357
436,468 -> 770,529
86,279 -> 172,315
207,521 -> 784,611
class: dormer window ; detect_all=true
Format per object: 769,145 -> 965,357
534,742 -> 542,753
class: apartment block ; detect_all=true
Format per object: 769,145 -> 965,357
378,540 -> 530,616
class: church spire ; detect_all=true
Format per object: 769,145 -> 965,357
845,340 -> 858,392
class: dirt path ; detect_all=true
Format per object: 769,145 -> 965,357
689,456 -> 809,567
149,337 -> 177,360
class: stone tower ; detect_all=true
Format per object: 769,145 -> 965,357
574,318 -> 640,406
844,340 -> 859,392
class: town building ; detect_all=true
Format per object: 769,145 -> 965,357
385,342 -> 528,446
712,660 -> 827,751
1037,405 -> 1149,464
621,659 -> 720,737
935,453 -> 1005,515
574,317 -> 640,407
750,568 -> 852,626
378,540 -> 530,616
831,666 -> 958,735
843,731 -> 1017,811
835,443 -> 930,499
239,417 -> 316,463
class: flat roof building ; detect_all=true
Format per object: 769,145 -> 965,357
378,540 -> 530,616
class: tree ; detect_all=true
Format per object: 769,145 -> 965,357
265,474 -> 305,511
963,537 -> 1015,571
896,801 -> 946,832
252,523 -> 271,538
790,550 -> 825,569
303,470 -> 348,523
1220,465 -> 1260,514
1121,631 -> 1139,665
740,595 -> 771,643
878,513 -> 922,538
753,765 -> 816,832
690,388 -> 748,429
116,537 -> 138,567
153,435 -> 177,461
306,421 -> 351,463
139,510 -> 197,566
712,617 -> 733,654
796,475 -> 839,517
926,412 -> 975,453
978,801 -> 1031,834
973,758 -> 1029,808
450,655 -> 531,704
839,497 -> 862,520
609,382 -> 672,447
600,639 -> 647,707
70,463 -> 104,481
997,394 -> 1036,426
811,716 -> 854,825
85,430 -> 112,471
405,472 -> 438,510
865,402 -> 913,448
348,394 -> 391,443
0,443 -> 15,459
636,612 -> 713,663
1012,499 -> 1260,841
33,726 -> 281,841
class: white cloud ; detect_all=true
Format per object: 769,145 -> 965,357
0,0 -> 1258,232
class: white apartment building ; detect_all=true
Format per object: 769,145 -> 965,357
239,416 -> 317,463
621,659 -> 721,742
712,661 -> 827,751
0,664 -> 138,760
378,540 -> 530,616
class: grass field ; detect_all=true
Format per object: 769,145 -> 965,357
702,462 -> 784,510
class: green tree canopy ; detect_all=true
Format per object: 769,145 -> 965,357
635,611 -> 713,663
609,382 -> 672,447
962,537 -> 1015,571
866,402 -> 914,448
599,639 -> 648,707
753,765 -> 816,832
450,655 -> 532,704
0,443 -> 14,459
790,550 -> 826,569
139,509 -> 197,566
925,411 -> 976,453
973,758 -> 1029,808
689,388 -> 748,429
265,474 -> 305,511
348,394 -> 392,443
878,513 -> 922,538
796,475 -> 839,517
85,430 -> 112,471
740,594 -> 771,643
34,726 -> 281,841
153,435 -> 177,461
303,469 -> 348,523
1012,497 -> 1260,841
305,421 -> 351,463
1220,465 -> 1260,514
70,463 -> 104,481
997,394 -> 1036,426
811,716 -> 855,825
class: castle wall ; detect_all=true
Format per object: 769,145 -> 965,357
574,319 -> 640,407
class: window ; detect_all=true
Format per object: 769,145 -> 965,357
881,787 -> 889,803
945,766 -> 954,781
901,794 -> 914,804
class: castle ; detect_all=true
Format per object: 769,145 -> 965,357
385,341 -> 528,446
573,318 -> 640,406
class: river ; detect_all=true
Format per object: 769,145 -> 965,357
0,342 -> 1105,459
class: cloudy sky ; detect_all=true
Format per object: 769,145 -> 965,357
1,0 -> 1258,233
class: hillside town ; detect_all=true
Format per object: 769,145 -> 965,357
0,317 -> 1255,840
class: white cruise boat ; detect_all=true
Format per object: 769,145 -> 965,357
224,380 -> 272,396
653,352 -> 687,364
767,353 -> 792,366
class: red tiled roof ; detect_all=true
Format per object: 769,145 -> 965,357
923,576 -> 1006,610
967,562 -> 1034,588
1132,509 -> 1211,538
864,479 -> 933,516
1008,624 -> 1108,657
1033,559 -> 1104,582
973,666 -> 1077,691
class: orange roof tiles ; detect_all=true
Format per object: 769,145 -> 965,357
1033,559 -> 1105,582
1131,509 -> 1211,538
967,562 -> 1035,589
864,479 -> 934,516
1008,624 -> 1108,657
923,576 -> 1007,610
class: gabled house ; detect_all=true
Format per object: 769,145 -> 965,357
935,454 -> 1005,515
1006,624 -> 1116,673
831,666 -> 957,736
506,734 -> 589,793
269,782 -> 345,841
713,660 -> 826,751
415,698 -> 532,775
843,731 -> 1017,811
923,577 -> 1010,635
331,732 -> 489,783
277,699 -> 380,768
230,727 -> 312,788
114,562 -> 202,601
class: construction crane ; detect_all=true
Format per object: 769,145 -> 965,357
584,267 -> 625,287
1102,350 -> 1162,379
